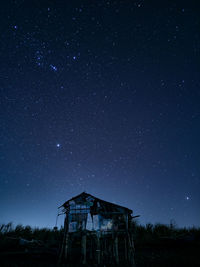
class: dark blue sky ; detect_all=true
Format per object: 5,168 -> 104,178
0,0 -> 200,228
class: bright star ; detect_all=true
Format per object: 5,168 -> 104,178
50,64 -> 57,71
56,143 -> 61,148
186,196 -> 190,200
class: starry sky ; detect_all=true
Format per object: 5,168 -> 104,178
0,0 -> 200,228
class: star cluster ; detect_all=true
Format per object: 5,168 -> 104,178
0,0 -> 200,228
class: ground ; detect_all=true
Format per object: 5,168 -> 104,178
0,242 -> 199,266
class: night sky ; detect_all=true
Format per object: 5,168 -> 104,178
0,1 -> 200,228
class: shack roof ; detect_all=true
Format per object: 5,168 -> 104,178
60,192 -> 132,214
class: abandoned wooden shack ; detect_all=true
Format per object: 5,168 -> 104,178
58,192 -> 136,266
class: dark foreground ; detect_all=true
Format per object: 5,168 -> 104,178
1,223 -> 200,266
0,242 -> 199,266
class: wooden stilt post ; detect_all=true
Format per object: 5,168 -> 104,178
128,232 -> 136,267
64,232 -> 69,260
108,239 -> 112,264
131,234 -> 136,267
124,236 -> 127,261
114,236 -> 119,264
97,234 -> 101,265
104,238 -> 107,264
58,217 -> 68,264
82,233 -> 87,264
89,234 -> 93,261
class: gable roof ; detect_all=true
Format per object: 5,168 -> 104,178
60,192 -> 132,213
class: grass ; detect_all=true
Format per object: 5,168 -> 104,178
0,222 -> 200,266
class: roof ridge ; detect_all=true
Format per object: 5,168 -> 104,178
59,192 -> 132,213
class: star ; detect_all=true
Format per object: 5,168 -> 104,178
50,64 -> 58,71
56,143 -> 61,148
185,196 -> 190,200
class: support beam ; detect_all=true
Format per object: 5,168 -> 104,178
82,234 -> 87,265
128,232 -> 136,267
64,232 -> 69,260
97,235 -> 101,265
124,237 -> 127,261
58,217 -> 68,264
114,236 -> 119,264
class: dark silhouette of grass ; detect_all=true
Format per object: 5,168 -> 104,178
0,223 -> 64,241
0,222 -> 200,266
